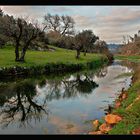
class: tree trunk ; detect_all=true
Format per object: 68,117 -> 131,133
17,92 -> 26,121
84,51 -> 86,56
19,40 -> 31,62
15,43 -> 20,61
15,39 -> 19,61
76,50 -> 80,59
19,47 -> 27,62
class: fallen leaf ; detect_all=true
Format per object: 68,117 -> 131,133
99,123 -> 112,133
105,114 -> 122,124
132,127 -> 140,134
122,93 -> 127,99
115,101 -> 121,109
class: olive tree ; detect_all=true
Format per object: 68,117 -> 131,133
1,13 -> 45,62
19,21 -> 44,62
0,15 -> 24,61
73,30 -> 99,59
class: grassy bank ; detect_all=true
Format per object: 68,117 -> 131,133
109,80 -> 140,134
108,57 -> 140,134
115,55 -> 140,63
0,45 -> 108,77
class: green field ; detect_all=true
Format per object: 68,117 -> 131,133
115,55 -> 140,63
0,45 -> 107,68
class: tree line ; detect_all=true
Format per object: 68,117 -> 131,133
0,8 -> 113,62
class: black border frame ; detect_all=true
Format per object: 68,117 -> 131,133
0,0 -> 140,5
0,0 -> 140,139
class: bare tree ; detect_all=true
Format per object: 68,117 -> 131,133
123,35 -> 126,45
134,34 -> 138,41
43,13 -> 60,32
129,35 -> 134,43
43,13 -> 75,36
127,35 -> 130,44
61,15 -> 75,36
138,30 -> 140,36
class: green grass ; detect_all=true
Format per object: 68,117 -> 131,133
108,81 -> 140,134
107,55 -> 140,134
0,45 -> 106,68
115,55 -> 140,63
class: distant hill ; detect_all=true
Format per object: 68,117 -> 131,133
107,44 -> 122,54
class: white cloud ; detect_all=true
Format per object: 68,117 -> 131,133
1,6 -> 140,43
51,6 -> 71,12
1,6 -> 45,22
73,15 -> 95,28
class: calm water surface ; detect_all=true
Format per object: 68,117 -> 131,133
0,60 -> 133,134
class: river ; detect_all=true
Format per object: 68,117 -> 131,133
0,60 -> 133,134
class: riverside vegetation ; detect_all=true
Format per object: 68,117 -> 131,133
109,58 -> 140,134
110,31 -> 140,133
88,29 -> 140,135
88,56 -> 140,134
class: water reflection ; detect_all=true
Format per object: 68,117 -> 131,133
116,60 -> 140,83
0,80 -> 48,128
0,61 -> 133,134
0,70 -> 102,129
36,71 -> 105,101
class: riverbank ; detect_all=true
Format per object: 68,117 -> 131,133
0,58 -> 131,134
115,55 -> 140,63
109,57 -> 140,134
89,57 -> 140,134
0,45 -> 109,77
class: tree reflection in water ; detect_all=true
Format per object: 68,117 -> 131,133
96,67 -> 108,78
37,69 -> 108,101
0,67 -> 108,128
0,80 -> 48,128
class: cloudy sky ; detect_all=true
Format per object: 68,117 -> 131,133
1,6 -> 140,44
